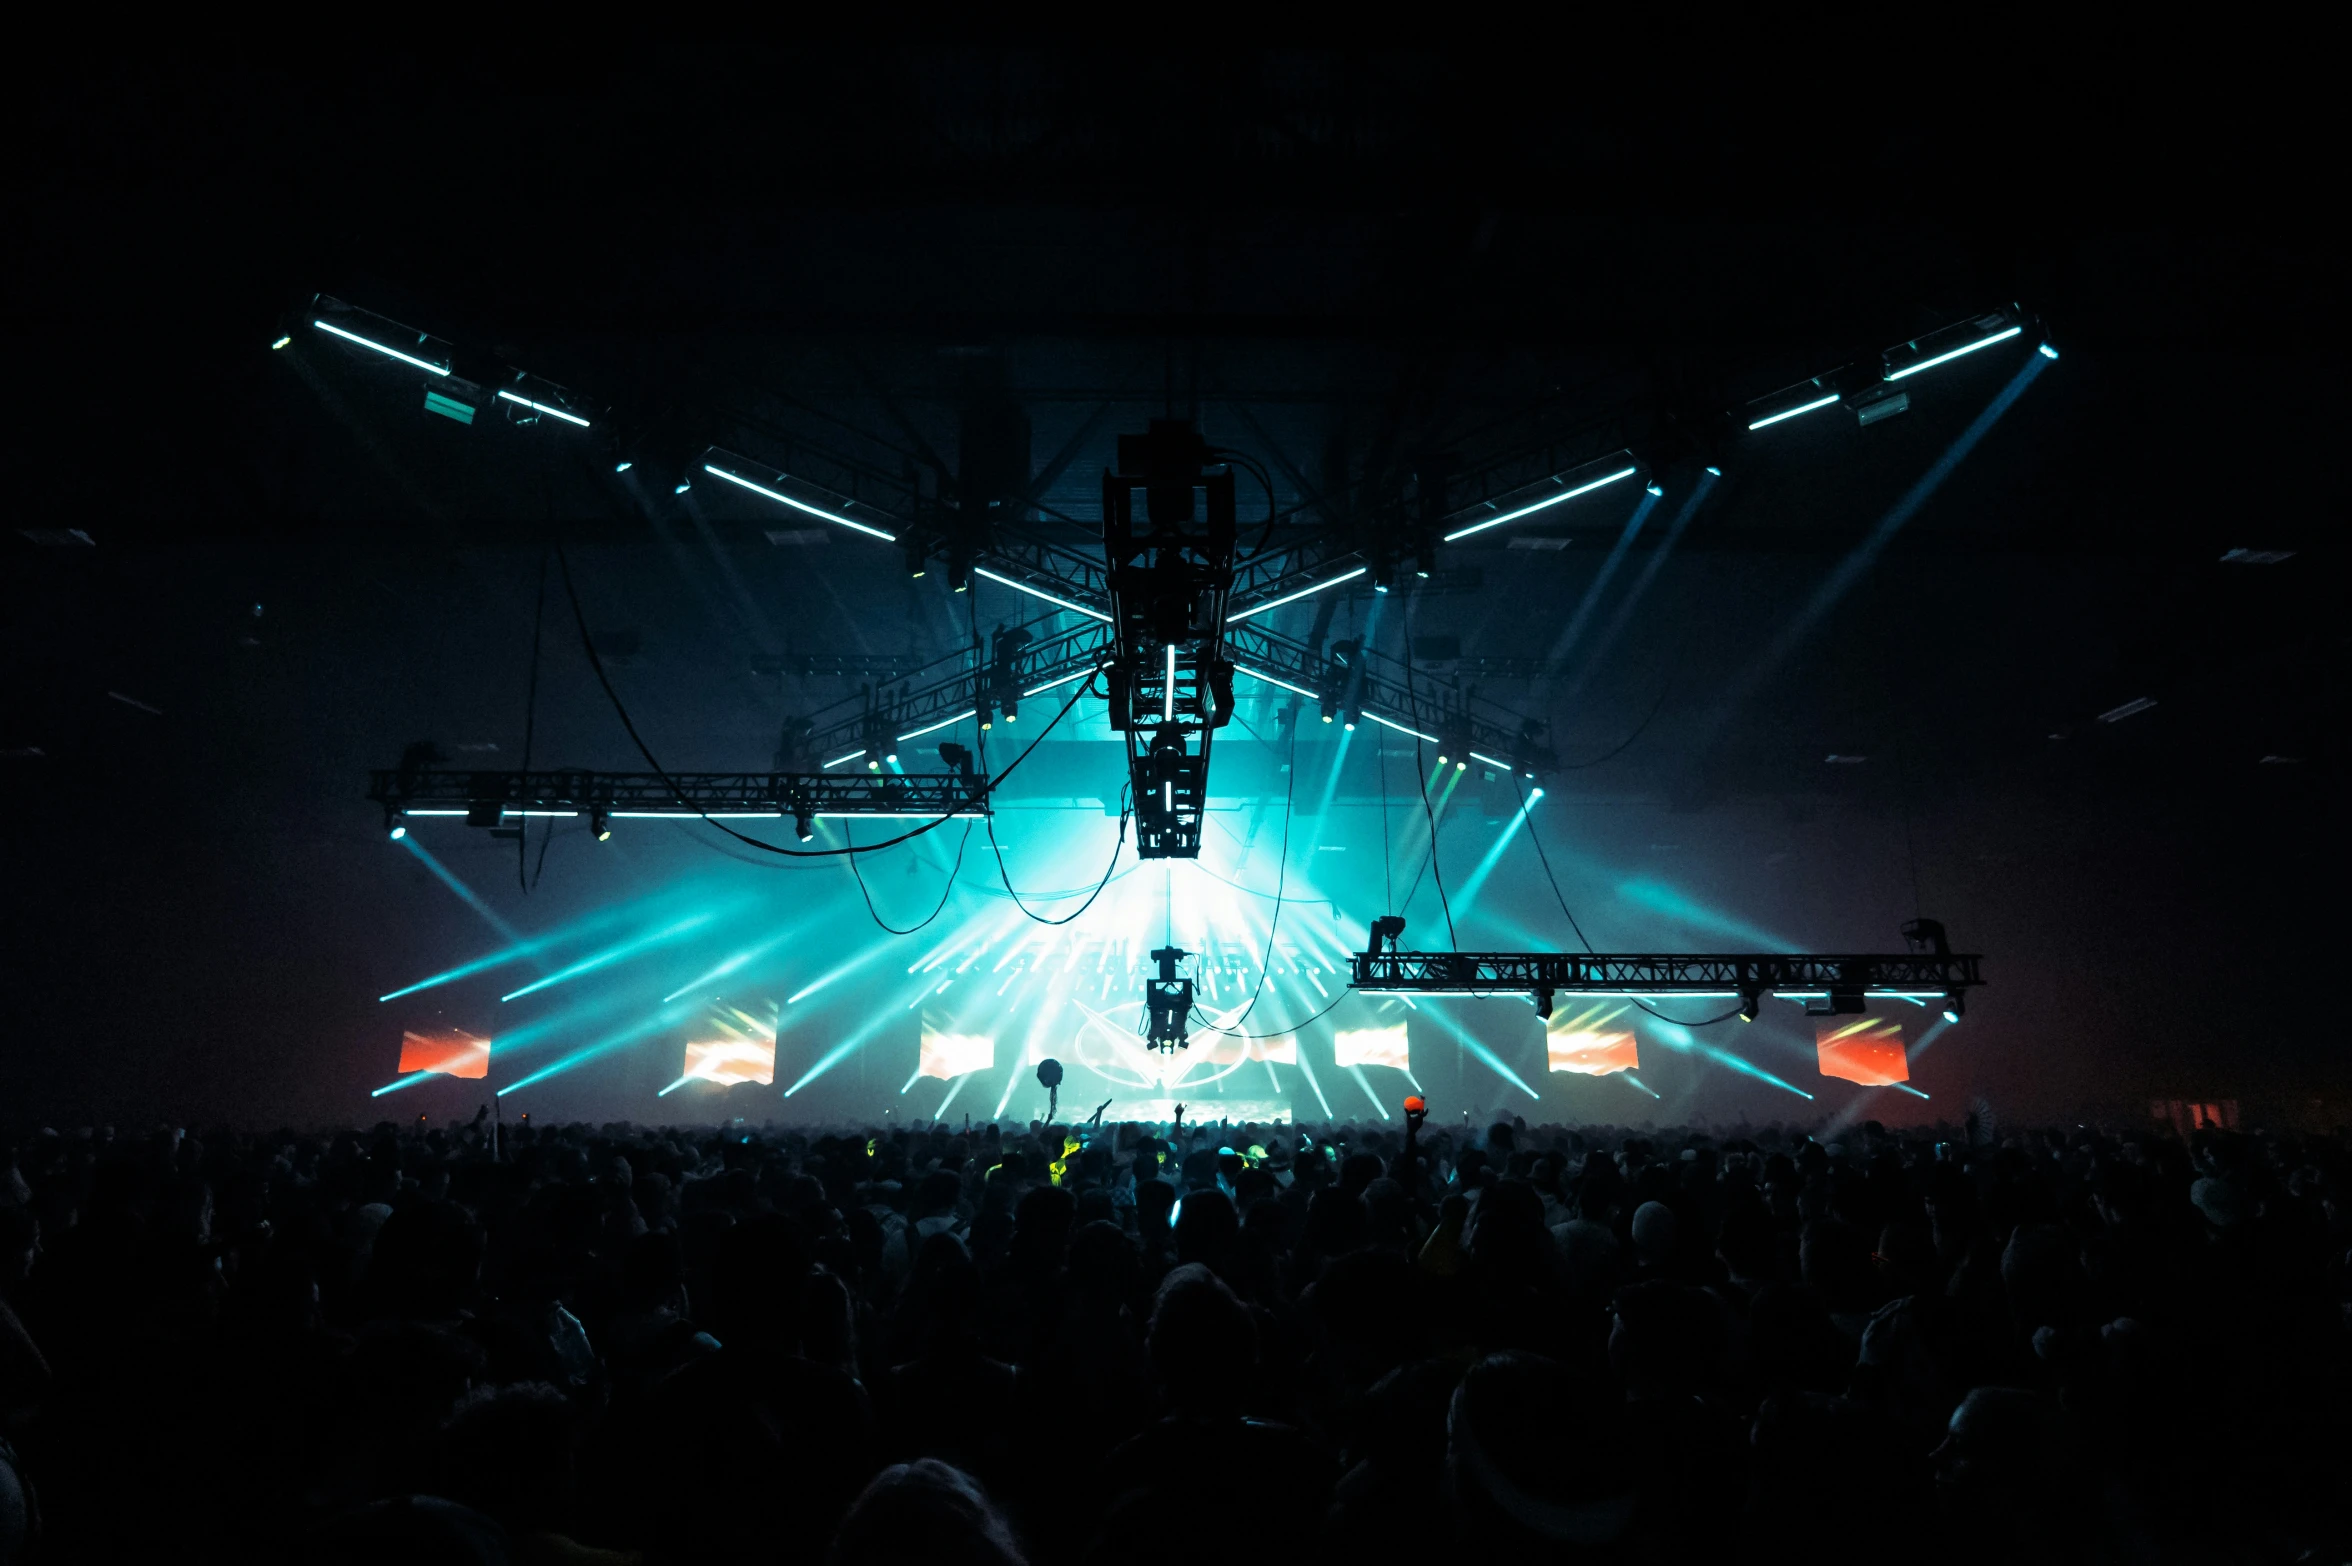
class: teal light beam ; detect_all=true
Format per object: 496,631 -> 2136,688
399,835 -> 528,949
502,913 -> 717,1002
496,1002 -> 695,1096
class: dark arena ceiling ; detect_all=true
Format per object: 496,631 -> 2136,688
0,53 -> 2338,1128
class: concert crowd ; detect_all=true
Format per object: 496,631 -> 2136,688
0,1104 -> 2346,1563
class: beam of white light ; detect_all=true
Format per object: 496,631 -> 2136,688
1443,467 -> 1638,541
398,835 -> 530,949
787,942 -> 891,1005
497,1003 -> 691,1096
313,320 -> 450,375
822,750 -> 866,769
1291,1043 -> 1334,1117
703,465 -> 897,541
1345,1065 -> 1392,1119
1227,566 -> 1366,621
660,927 -> 802,1004
494,390 -> 590,427
783,994 -> 917,1096
1884,324 -> 2023,382
369,1071 -> 438,1097
970,567 -> 1112,621
656,1075 -> 692,1097
1620,1073 -> 1662,1099
1164,643 -> 1177,721
934,1072 -> 974,1119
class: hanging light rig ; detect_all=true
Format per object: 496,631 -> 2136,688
1144,945 -> 1196,1053
1105,421 -> 1237,858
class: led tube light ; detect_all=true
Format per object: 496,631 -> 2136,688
703,465 -> 896,542
314,320 -> 450,376
496,390 -> 590,427
1444,467 -> 1639,542
971,567 -> 1112,621
1228,566 -> 1366,620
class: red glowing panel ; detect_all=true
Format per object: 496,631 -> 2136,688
1333,1024 -> 1409,1071
682,1035 -> 775,1087
1547,1028 -> 1639,1076
398,1029 -> 491,1079
920,1027 -> 995,1080
1815,1018 -> 1908,1085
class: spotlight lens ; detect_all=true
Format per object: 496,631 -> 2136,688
1646,480 -> 1665,497
1704,465 -> 1723,477
271,335 -> 291,350
615,461 -> 633,473
1343,721 -> 1356,731
2038,342 -> 2059,360
388,824 -> 407,840
1943,1005 -> 1962,1023
1456,760 -> 1467,771
673,482 -> 691,494
1321,714 -> 1334,724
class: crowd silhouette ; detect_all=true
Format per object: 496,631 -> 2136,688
1,1105 -> 2346,1562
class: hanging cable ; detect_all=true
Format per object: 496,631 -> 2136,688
517,546 -> 549,891
556,541 -> 1094,858
1401,602 -> 1457,950
844,819 -> 974,935
1510,773 -> 1740,1027
1196,714 -> 1298,1034
985,784 -> 1130,925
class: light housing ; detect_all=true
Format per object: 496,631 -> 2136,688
1743,375 -> 1844,431
1440,452 -> 1641,542
311,296 -> 454,377
1881,307 -> 2027,382
590,807 -> 611,841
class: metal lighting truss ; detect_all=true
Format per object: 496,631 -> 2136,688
1350,948 -> 1984,1001
370,769 -> 990,823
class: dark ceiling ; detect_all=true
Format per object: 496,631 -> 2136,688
1,52 -> 2338,1124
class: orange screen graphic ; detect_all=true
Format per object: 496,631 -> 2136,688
1815,1018 -> 1908,1085
397,1029 -> 491,1079
1333,1025 -> 1410,1071
682,1035 -> 776,1087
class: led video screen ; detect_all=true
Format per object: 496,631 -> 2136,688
681,1035 -> 776,1087
920,1023 -> 996,1080
1333,1024 -> 1410,1071
1815,1017 -> 1909,1086
397,1029 -> 491,1079
1546,1018 -> 1639,1076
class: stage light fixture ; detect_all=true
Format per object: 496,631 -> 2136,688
701,457 -> 899,543
389,823 -> 407,841
1441,454 -> 1641,541
1882,310 -> 2025,381
311,299 -> 454,377
271,335 -> 291,350
1228,566 -> 1368,620
2038,342 -> 2059,360
674,480 -> 691,495
1745,383 -> 1842,431
1941,991 -> 1965,1024
1645,478 -> 1665,497
614,461 -> 633,473
1704,464 -> 1723,476
1533,985 -> 1555,1020
977,700 -> 994,731
1739,990 -> 1761,1022
794,811 -> 815,842
590,807 -> 611,841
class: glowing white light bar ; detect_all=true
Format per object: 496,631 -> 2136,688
1468,752 -> 1509,770
1366,712 -> 1440,744
501,810 -> 579,817
1444,467 -> 1638,542
1164,643 -> 1177,721
817,811 -> 986,819
495,390 -> 591,427
313,320 -> 450,376
1884,324 -> 2023,381
822,750 -> 867,769
1233,665 -> 1318,700
1228,566 -> 1366,620
702,465 -> 896,542
898,711 -> 975,742
1023,669 -> 1093,697
969,567 -> 1112,622
1747,394 -> 1840,431
609,811 -> 788,819
402,809 -> 471,816
1163,781 -> 1173,813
